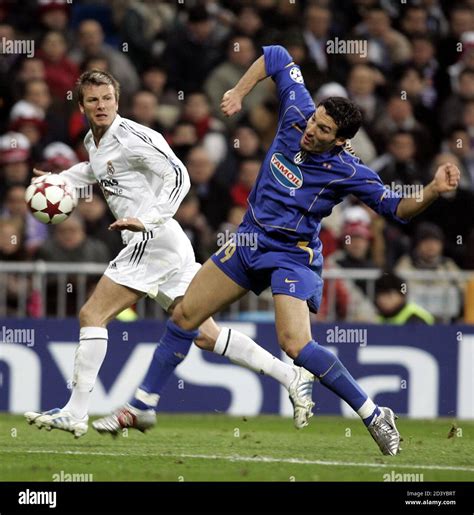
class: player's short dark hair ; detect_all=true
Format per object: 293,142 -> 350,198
318,97 -> 363,139
76,69 -> 120,105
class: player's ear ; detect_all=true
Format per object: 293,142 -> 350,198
79,103 -> 85,114
334,137 -> 346,147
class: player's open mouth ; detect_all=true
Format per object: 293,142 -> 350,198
302,134 -> 312,146
96,114 -> 107,120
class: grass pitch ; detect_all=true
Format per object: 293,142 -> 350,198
0,414 -> 472,482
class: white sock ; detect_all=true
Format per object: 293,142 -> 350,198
214,328 -> 296,389
62,326 -> 108,419
357,398 -> 378,420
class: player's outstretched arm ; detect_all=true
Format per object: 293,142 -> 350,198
396,162 -> 460,220
221,55 -> 267,117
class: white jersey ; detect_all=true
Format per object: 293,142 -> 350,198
61,114 -> 190,244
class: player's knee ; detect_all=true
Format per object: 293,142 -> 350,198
278,331 -> 305,359
79,303 -> 105,327
171,302 -> 198,331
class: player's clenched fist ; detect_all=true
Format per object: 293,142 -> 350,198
433,162 -> 461,194
221,89 -> 242,117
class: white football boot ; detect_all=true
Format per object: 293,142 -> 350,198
92,404 -> 156,435
25,408 -> 88,438
288,367 -> 315,429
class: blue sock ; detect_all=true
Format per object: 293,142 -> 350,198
294,340 -> 380,426
130,320 -> 198,410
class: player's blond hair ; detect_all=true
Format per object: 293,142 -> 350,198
76,70 -> 120,105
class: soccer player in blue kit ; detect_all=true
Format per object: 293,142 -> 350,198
97,46 -> 460,455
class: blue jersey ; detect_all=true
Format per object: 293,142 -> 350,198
212,45 -> 407,312
244,45 -> 406,251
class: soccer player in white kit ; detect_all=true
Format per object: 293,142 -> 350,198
24,70 -> 314,437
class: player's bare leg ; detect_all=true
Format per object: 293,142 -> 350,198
25,276 -> 144,438
273,294 -> 400,455
172,259 -> 248,329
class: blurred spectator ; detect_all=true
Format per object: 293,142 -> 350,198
247,97 -> 279,150
463,100 -> 474,147
302,4 -> 346,87
371,130 -> 425,186
186,145 -> 230,229
37,214 -> 110,263
216,125 -> 264,186
325,207 -> 378,321
399,5 -> 430,38
181,92 -> 227,164
414,152 -> 474,265
168,120 -> 198,162
420,0 -> 448,37
395,222 -> 464,321
174,191 -> 214,263
409,35 -> 450,108
217,205 -> 246,240
13,58 -> 46,98
0,131 -> 31,199
36,214 -> 109,316
447,31 -> 474,94
442,125 -> 474,190
36,0 -> 70,34
397,66 -> 437,129
37,30 -> 79,104
76,194 -> 123,258
372,95 -> 432,157
1,184 -> 48,255
230,158 -> 260,208
437,5 -> 474,69
0,217 -> 34,316
0,217 -> 26,261
346,64 -> 385,127
118,0 -> 175,73
69,19 -> 140,105
128,90 -> 163,132
204,35 -> 271,129
141,64 -> 177,107
41,141 -> 78,173
440,69 -> 474,130
353,6 -> 412,71
232,6 -> 268,49
375,271 -> 435,324
164,5 -> 227,94
9,99 -> 47,153
0,23 -> 19,76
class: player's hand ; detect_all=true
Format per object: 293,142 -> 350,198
432,163 -> 460,194
221,89 -> 242,117
108,218 -> 145,232
32,168 -> 52,183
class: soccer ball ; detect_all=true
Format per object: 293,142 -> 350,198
25,174 -> 77,224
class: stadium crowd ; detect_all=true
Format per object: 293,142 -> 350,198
1,0 -> 474,322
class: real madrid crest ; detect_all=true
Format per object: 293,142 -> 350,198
294,151 -> 306,164
106,160 -> 115,176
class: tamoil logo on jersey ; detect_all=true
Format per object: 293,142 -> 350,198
270,153 -> 303,189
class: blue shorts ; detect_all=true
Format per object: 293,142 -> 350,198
211,221 -> 324,313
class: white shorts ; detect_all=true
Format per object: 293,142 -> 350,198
104,219 -> 201,310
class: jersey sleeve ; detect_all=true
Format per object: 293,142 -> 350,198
60,161 -> 96,188
127,138 -> 190,231
262,45 -> 314,118
342,159 -> 409,224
